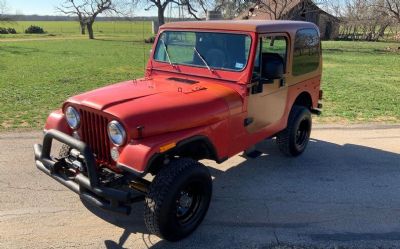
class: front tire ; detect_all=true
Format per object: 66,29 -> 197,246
276,105 -> 312,157
144,158 -> 212,241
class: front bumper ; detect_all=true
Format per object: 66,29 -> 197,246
33,129 -> 143,215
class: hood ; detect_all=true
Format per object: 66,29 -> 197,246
67,78 -> 243,139
67,80 -> 165,111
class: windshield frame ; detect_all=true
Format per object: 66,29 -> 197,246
152,30 -> 253,73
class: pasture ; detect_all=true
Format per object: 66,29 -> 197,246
0,20 -> 152,38
0,21 -> 399,129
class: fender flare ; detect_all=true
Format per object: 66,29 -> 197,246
144,135 -> 222,175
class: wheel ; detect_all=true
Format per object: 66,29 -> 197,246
276,105 -> 312,157
144,158 -> 212,241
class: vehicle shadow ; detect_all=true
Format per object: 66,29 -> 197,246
83,138 -> 400,249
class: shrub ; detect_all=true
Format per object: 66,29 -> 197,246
25,25 -> 45,34
394,33 -> 400,42
7,28 -> 17,34
0,27 -> 8,34
144,36 -> 155,43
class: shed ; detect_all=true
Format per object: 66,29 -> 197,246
236,0 -> 340,40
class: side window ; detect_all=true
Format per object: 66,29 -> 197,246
262,36 -> 288,63
253,36 -> 288,80
292,28 -> 320,76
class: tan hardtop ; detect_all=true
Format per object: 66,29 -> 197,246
160,20 -> 318,33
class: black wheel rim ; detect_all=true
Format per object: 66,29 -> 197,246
295,118 -> 310,149
175,181 -> 203,225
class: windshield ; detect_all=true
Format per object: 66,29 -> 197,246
154,31 -> 252,72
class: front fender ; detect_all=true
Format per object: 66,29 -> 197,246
44,109 -> 72,135
117,121 -> 228,174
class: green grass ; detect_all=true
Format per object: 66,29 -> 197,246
0,21 -> 399,130
1,21 -> 151,36
0,33 -> 152,129
320,41 -> 400,122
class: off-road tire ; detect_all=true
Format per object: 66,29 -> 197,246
276,105 -> 312,157
144,158 -> 212,241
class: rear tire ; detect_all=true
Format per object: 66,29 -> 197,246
144,158 -> 212,241
276,105 -> 312,157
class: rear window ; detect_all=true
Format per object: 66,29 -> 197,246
292,28 -> 320,76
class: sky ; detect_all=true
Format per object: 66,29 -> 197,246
4,0 -> 341,17
5,0 -> 155,16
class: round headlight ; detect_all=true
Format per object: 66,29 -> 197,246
108,120 -> 126,146
65,106 -> 80,129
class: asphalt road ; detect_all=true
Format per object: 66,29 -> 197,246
0,124 -> 400,249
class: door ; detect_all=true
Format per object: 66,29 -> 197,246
246,34 -> 289,133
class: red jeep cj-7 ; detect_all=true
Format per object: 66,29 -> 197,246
34,20 -> 323,241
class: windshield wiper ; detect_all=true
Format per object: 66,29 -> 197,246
193,47 -> 213,72
160,39 -> 174,66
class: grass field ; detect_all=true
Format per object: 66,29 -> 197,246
0,21 -> 399,130
321,41 -> 400,122
1,21 -> 152,37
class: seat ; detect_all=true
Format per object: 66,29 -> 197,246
261,53 -> 284,79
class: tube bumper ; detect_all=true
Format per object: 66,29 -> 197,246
33,129 -> 143,215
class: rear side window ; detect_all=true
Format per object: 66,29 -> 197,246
292,28 -> 320,76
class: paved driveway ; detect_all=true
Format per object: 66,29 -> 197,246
0,124 -> 399,249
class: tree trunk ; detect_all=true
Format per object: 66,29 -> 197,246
87,22 -> 94,39
158,7 -> 165,26
80,22 -> 86,35
377,23 -> 390,41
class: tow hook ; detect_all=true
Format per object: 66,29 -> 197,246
67,149 -> 86,172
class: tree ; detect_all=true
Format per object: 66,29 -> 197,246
58,0 -> 124,39
132,0 -> 209,26
0,0 -> 9,22
384,0 -> 400,23
339,0 -> 393,41
58,1 -> 86,35
214,0 -> 256,19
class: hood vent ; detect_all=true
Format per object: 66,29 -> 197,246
167,77 -> 198,84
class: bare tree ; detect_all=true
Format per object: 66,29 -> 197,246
339,0 -> 393,41
320,0 -> 343,17
58,0 -> 125,39
131,0 -> 160,26
214,0 -> 257,19
58,1 -> 86,35
384,0 -> 400,23
0,0 -> 9,22
132,0 -> 210,25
